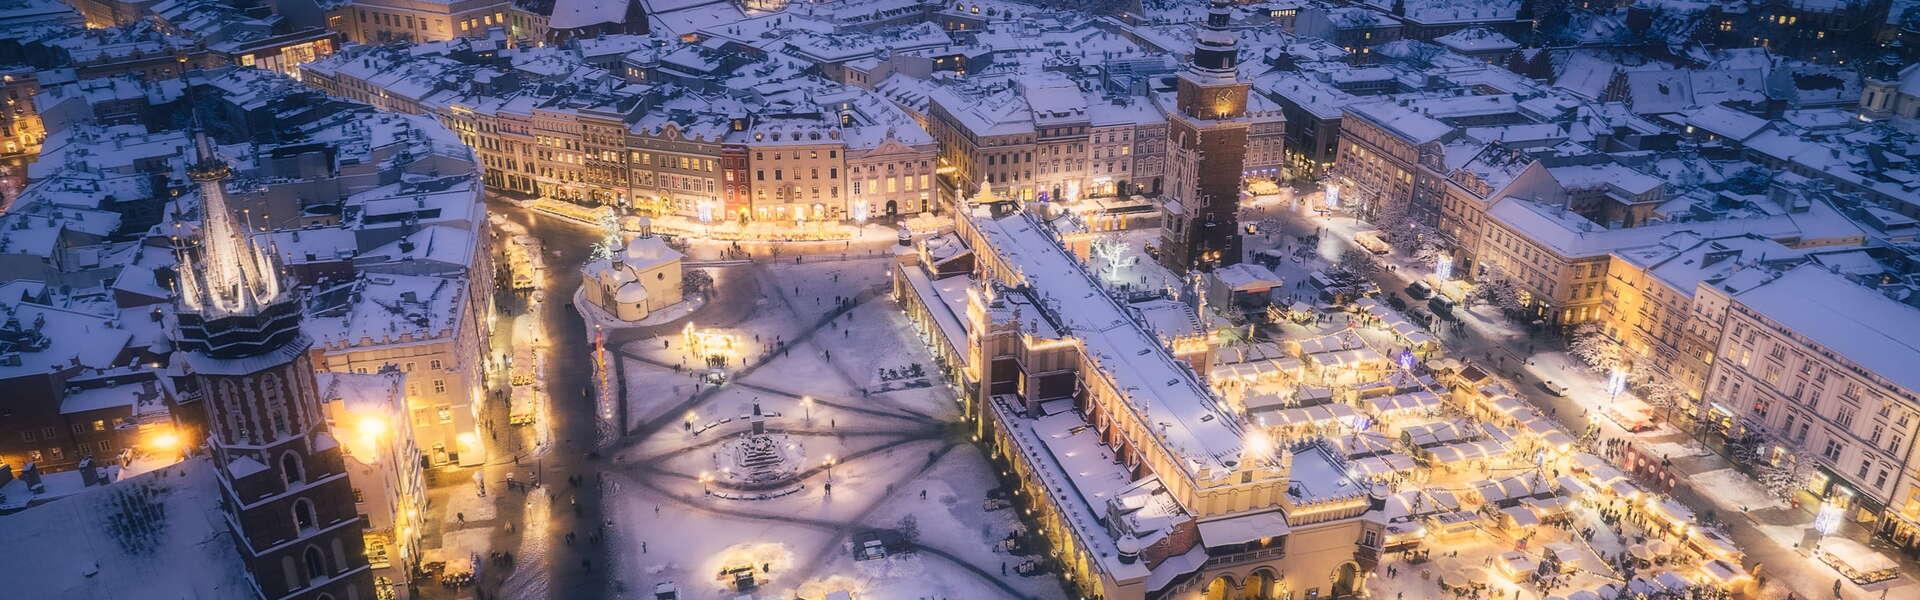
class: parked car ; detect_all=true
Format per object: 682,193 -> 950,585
1538,380 -> 1570,396
1406,282 -> 1431,300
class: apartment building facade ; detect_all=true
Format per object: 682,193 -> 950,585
1700,265 -> 1920,554
1330,100 -> 1445,222
326,0 -> 514,44
745,124 -> 848,222
846,126 -> 939,219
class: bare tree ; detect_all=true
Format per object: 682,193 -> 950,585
897,514 -> 921,547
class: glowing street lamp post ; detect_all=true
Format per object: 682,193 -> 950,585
802,395 -> 813,425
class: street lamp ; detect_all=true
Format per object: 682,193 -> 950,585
356,415 -> 387,438
802,396 -> 813,425
147,431 -> 181,453
700,470 -> 711,496
825,455 -> 836,483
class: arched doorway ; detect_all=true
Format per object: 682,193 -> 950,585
1331,562 -> 1362,598
1202,575 -> 1236,600
1246,569 -> 1281,600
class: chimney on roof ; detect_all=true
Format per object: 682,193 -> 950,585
79,457 -> 100,486
21,462 -> 42,491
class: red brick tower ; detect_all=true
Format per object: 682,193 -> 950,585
173,131 -> 374,600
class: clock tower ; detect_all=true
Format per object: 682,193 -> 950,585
1160,0 -> 1252,273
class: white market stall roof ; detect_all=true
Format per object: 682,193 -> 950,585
1350,453 -> 1418,477
1474,474 -> 1555,504
1401,420 -> 1476,447
1213,262 -> 1284,292
1487,394 -> 1530,417
1211,356 -> 1304,382
1307,347 -> 1388,369
1259,402 -> 1364,429
1820,537 -> 1900,573
1291,333 -> 1364,355
1330,431 -> 1397,457
1540,429 -> 1577,449
1390,320 -> 1437,346
1422,439 -> 1509,465
1501,505 -> 1541,527
1368,390 -> 1444,414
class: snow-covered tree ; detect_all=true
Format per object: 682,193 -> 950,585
1258,217 -> 1282,237
1469,271 -> 1526,314
1629,368 -> 1690,422
1726,433 -> 1766,468
1753,452 -> 1814,502
682,268 -> 714,296
1336,248 -> 1380,277
1567,322 -> 1623,372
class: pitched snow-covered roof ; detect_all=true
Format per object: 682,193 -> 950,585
969,212 -> 1245,475
1721,264 -> 1920,393
549,0 -> 632,29
0,459 -> 254,599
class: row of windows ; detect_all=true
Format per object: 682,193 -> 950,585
755,168 -> 839,181
15,440 -> 111,463
754,150 -> 838,160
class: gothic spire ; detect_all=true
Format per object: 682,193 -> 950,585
175,130 -> 284,317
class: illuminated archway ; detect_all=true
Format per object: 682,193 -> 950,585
1332,561 -> 1362,598
1247,568 -> 1282,600
1202,575 -> 1237,600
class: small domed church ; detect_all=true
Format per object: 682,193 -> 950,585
581,217 -> 684,322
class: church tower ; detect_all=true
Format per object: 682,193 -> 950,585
1160,0 -> 1252,273
172,132 -> 375,600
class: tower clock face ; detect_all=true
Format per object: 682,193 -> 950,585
1210,89 -> 1237,116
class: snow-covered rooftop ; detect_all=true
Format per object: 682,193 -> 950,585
1721,264 -> 1920,393
968,211 -> 1244,476
0,459 -> 255,599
